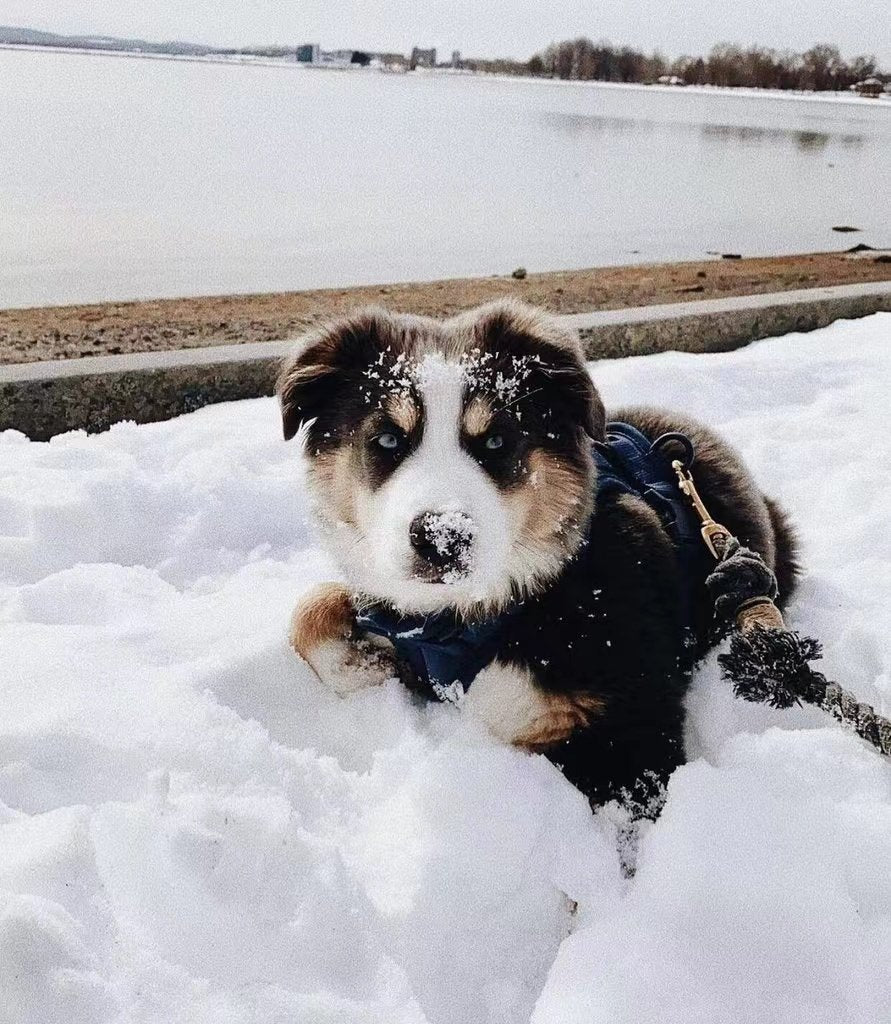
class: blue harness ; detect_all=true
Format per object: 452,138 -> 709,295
356,422 -> 706,699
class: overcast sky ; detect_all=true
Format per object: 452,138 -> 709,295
3,1 -> 890,64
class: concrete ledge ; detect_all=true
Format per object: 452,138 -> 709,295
568,281 -> 891,358
2,281 -> 889,440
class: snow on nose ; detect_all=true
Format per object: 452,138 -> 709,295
409,509 -> 475,577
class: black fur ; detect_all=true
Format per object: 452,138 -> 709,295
494,406 -> 800,808
500,488 -> 690,806
278,309 -> 415,446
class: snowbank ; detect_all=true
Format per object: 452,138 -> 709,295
1,314 -> 889,1023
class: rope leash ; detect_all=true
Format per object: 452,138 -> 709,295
667,451 -> 891,758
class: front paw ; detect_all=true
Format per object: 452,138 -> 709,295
289,583 -> 399,696
307,636 -> 399,697
463,660 -> 604,749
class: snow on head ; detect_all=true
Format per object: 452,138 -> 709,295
351,352 -> 518,613
1,314 -> 890,1022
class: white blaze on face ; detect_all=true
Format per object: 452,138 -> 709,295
351,353 -> 515,614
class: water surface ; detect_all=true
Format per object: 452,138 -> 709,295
1,49 -> 888,307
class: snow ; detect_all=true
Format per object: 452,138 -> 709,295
1,313 -> 890,1023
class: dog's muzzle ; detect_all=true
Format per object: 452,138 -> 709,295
409,510 -> 475,581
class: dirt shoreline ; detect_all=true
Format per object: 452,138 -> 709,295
2,251 -> 888,365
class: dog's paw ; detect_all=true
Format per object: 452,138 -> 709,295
464,660 -> 604,748
306,636 -> 399,697
289,582 -> 397,696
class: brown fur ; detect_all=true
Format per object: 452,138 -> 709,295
462,395 -> 494,436
613,491 -> 679,559
763,496 -> 800,604
312,446 -> 360,528
447,299 -> 586,358
515,691 -> 607,749
289,582 -> 356,660
520,448 -> 593,545
385,393 -> 420,435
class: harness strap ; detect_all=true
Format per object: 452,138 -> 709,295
356,604 -> 510,701
593,423 -> 711,591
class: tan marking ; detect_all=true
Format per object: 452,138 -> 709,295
515,691 -> 606,750
311,444 -> 359,527
384,393 -> 419,435
464,660 -> 604,749
289,582 -> 355,660
463,394 -> 494,436
514,448 -> 592,547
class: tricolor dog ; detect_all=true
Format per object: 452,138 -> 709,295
279,301 -> 798,806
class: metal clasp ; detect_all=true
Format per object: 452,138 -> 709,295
671,460 -> 734,560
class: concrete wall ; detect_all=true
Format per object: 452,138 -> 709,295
1,340 -> 292,442
568,281 -> 891,358
2,281 -> 889,441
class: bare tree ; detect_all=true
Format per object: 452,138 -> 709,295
525,37 -> 885,90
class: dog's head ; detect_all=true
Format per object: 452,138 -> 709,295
279,300 -> 604,615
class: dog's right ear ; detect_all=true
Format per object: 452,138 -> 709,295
277,309 -> 394,441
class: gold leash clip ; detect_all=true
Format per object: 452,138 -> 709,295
671,460 -> 734,560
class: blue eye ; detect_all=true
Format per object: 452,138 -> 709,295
377,432 -> 400,450
485,434 -> 504,450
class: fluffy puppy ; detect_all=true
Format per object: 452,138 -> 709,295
279,301 -> 798,805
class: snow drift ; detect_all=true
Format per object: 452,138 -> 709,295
0,314 -> 889,1023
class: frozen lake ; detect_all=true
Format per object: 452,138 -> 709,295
1,47 -> 889,309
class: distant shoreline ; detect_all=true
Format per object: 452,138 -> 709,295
2,251 -> 888,366
2,43 -> 887,106
0,42 -> 319,71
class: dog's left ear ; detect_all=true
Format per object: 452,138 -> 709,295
277,309 -> 395,441
463,300 -> 606,440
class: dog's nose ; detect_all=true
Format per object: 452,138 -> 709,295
409,510 -> 475,573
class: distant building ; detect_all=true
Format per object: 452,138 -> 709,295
451,50 -> 461,68
295,43 -> 320,63
376,52 -> 408,69
656,74 -> 686,87
410,47 -> 436,70
853,77 -> 883,97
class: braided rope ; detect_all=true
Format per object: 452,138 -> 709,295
718,625 -> 891,757
816,679 -> 891,757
